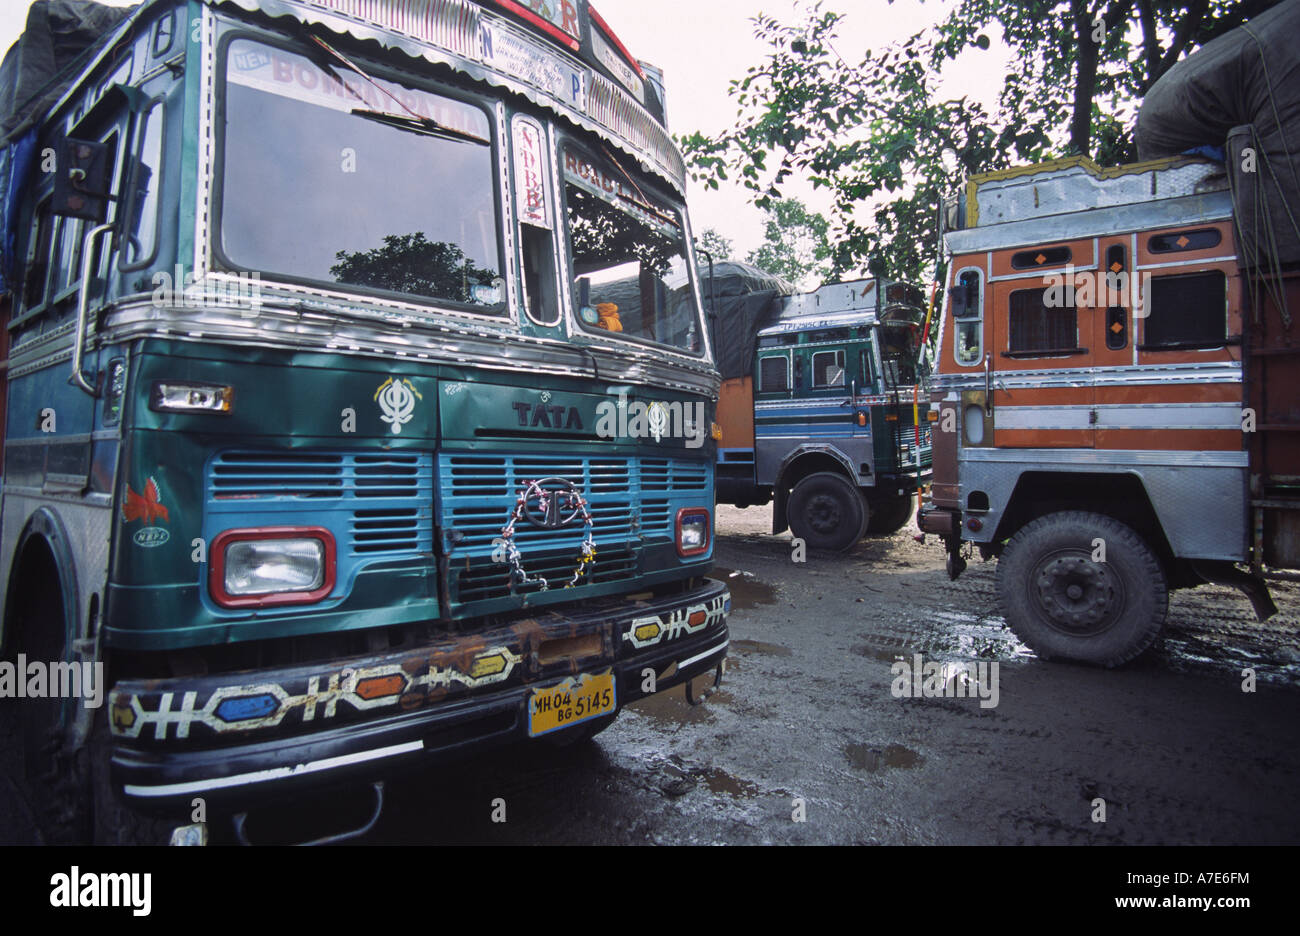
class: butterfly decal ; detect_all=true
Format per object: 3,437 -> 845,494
122,477 -> 170,525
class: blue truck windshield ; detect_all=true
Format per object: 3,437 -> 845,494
562,147 -> 702,353
218,38 -> 504,310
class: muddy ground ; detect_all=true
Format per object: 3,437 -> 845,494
365,506 -> 1300,845
4,504 -> 1299,845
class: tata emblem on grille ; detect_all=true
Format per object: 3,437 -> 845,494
374,377 -> 422,434
522,477 -> 584,530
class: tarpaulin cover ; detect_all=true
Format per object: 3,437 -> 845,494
0,1 -> 137,293
700,260 -> 797,380
0,0 -> 137,143
1135,0 -> 1300,269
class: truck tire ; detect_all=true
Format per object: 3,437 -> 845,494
866,493 -> 914,535
89,709 -> 179,845
996,511 -> 1167,667
8,554 -> 91,844
788,472 -> 868,552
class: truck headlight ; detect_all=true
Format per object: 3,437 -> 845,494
675,508 -> 711,557
210,527 -> 335,608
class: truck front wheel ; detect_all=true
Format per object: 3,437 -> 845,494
866,493 -> 915,535
996,511 -> 1167,667
788,472 -> 868,552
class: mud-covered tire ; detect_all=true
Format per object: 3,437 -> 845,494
866,494 -> 915,535
997,511 -> 1167,667
541,713 -> 617,748
89,710 -> 178,845
788,472 -> 868,552
8,554 -> 91,844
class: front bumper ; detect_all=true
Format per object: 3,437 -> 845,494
108,578 -> 730,811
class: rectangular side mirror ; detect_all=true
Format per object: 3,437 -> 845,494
52,137 -> 112,222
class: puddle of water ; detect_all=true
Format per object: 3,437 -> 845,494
659,755 -> 762,798
843,742 -> 923,772
626,684 -> 731,724
732,638 -> 793,657
713,566 -> 778,609
700,767 -> 761,798
851,643 -> 902,664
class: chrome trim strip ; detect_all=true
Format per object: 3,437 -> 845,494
124,739 -> 425,797
678,639 -> 729,669
98,296 -> 721,396
994,402 -> 1243,432
958,447 -> 1247,468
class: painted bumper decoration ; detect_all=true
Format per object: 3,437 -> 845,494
110,646 -> 523,741
623,594 -> 728,650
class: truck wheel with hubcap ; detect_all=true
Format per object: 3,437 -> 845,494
866,493 -> 914,535
788,472 -> 868,552
996,511 -> 1167,667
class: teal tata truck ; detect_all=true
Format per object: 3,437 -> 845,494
707,263 -> 933,551
0,0 -> 729,843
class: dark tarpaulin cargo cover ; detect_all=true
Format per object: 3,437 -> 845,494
701,260 -> 798,380
0,0 -> 138,142
0,1 -> 137,292
1135,0 -> 1300,270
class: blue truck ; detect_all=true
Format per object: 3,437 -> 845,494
707,263 -> 932,551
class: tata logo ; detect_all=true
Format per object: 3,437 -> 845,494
522,478 -> 584,530
512,401 -> 583,431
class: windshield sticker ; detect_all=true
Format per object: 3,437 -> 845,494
563,150 -> 680,237
226,41 -> 489,142
512,115 -> 551,228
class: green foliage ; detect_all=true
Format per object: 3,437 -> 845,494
331,232 -> 495,302
745,197 -> 831,288
679,0 -> 1274,285
694,228 -> 735,262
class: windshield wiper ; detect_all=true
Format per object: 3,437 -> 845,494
350,108 -> 487,145
306,35 -> 488,145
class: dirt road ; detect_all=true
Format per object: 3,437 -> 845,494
5,505 -> 1298,845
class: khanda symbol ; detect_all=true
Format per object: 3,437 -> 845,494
374,377 -> 422,434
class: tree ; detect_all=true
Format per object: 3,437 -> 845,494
745,197 -> 832,288
694,228 -> 734,263
679,0 -> 1278,285
331,232 -> 496,302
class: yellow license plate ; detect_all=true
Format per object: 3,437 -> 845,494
528,671 -> 615,737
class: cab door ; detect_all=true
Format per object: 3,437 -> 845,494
989,238 -> 1097,448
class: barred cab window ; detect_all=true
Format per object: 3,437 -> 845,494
1008,287 -> 1078,355
1141,271 -> 1227,350
759,355 -> 789,392
812,349 -> 846,388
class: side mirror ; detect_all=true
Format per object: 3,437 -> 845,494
951,271 -> 980,319
52,137 -> 112,222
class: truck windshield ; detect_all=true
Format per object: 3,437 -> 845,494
878,322 -> 925,389
218,38 -> 504,311
562,147 -> 701,353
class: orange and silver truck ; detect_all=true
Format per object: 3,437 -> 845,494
918,2 -> 1298,666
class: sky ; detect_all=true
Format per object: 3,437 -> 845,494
0,0 -> 1011,265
